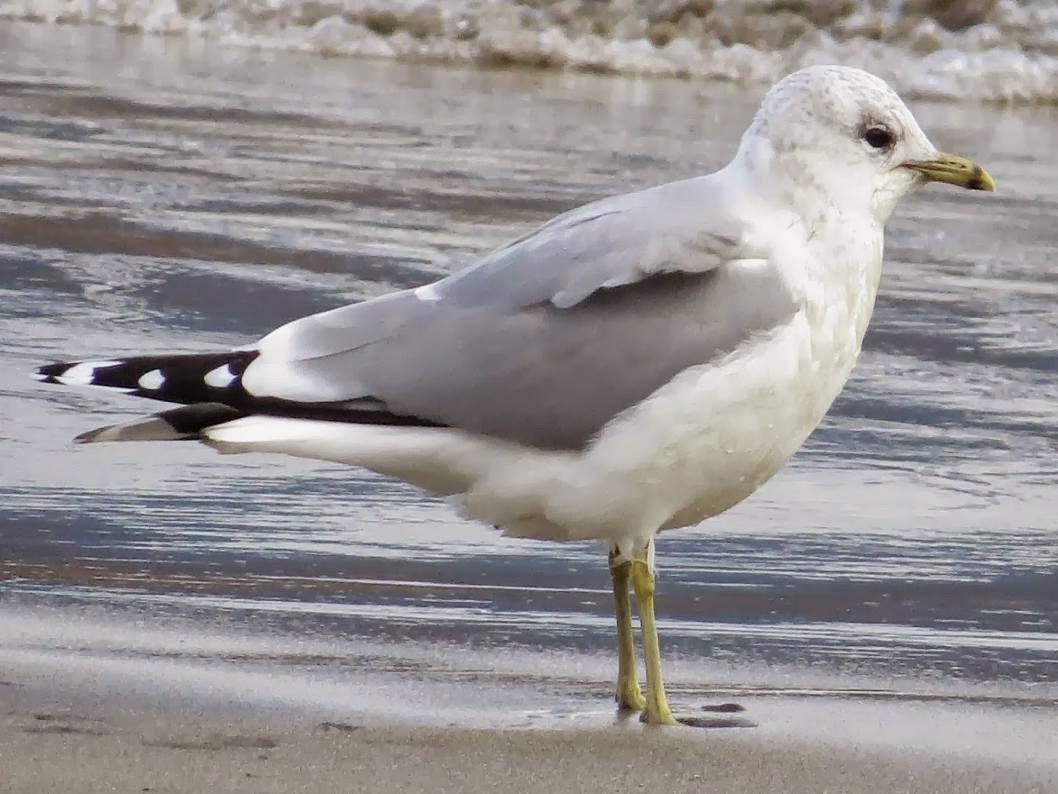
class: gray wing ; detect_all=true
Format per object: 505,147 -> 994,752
436,175 -> 752,310
240,175 -> 797,449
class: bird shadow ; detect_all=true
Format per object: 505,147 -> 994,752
615,701 -> 757,729
679,702 -> 756,729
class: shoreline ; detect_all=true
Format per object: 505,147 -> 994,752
3,666 -> 1054,794
2,623 -> 1056,794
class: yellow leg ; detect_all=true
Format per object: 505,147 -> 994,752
631,546 -> 678,726
608,550 -> 646,711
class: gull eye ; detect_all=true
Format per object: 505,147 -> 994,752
863,125 -> 894,150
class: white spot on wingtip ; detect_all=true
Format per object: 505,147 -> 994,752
31,371 -> 49,382
55,360 -> 122,386
204,363 -> 237,389
137,369 -> 165,390
414,282 -> 443,302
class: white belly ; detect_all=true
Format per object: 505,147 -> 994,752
534,312 -> 858,539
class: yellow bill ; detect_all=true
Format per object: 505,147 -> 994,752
901,152 -> 995,191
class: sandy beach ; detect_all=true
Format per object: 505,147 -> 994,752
3,636 -> 1056,794
3,696 -> 1055,793
3,691 -> 1054,794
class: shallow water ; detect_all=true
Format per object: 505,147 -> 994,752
0,22 -> 1056,725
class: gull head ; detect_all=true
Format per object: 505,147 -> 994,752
736,65 -> 994,224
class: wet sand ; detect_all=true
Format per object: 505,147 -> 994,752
3,633 -> 1057,794
3,669 -> 1055,794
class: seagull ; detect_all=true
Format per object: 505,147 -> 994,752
35,65 -> 994,726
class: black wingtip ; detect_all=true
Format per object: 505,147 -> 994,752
34,362 -> 66,384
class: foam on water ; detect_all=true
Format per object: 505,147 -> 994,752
3,0 -> 1058,102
